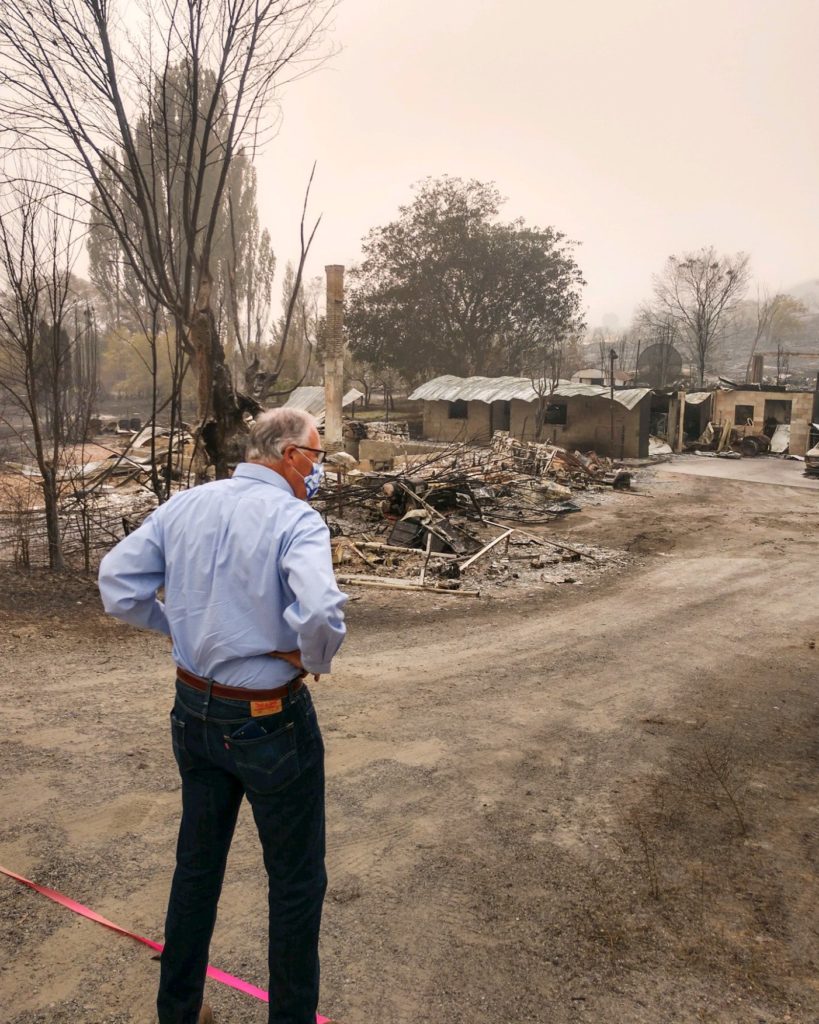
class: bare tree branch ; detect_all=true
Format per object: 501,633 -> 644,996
0,0 -> 337,476
650,247 -> 750,386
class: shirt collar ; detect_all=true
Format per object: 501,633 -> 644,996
233,462 -> 294,496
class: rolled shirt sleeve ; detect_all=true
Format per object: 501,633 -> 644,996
98,511 -> 171,636
280,513 -> 348,675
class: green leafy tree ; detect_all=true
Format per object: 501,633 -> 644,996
216,150 -> 276,365
347,176 -> 586,382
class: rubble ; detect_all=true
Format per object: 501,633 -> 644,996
1,419 -> 632,588
343,420 -> 410,444
316,431 -> 632,597
686,420 -> 775,458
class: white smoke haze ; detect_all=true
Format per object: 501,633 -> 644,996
255,0 -> 819,326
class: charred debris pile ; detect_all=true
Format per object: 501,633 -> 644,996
683,421 -> 772,459
315,432 -> 633,598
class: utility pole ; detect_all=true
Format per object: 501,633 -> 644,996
324,265 -> 345,450
676,391 -> 686,452
609,347 -> 618,455
812,372 -> 819,436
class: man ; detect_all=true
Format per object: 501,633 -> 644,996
98,408 -> 347,1024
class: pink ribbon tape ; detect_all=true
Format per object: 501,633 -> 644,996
1,864 -> 330,1022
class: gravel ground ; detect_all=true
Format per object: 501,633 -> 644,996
1,466 -> 817,1023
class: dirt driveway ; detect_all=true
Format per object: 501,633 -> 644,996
1,466 -> 817,1024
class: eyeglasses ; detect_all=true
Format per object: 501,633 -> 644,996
291,445 -> 327,464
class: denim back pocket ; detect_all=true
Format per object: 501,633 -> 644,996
169,710 -> 194,771
225,720 -> 300,794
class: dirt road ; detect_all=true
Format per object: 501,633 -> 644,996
1,466 -> 817,1023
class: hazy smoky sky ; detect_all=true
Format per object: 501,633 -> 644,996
255,0 -> 818,327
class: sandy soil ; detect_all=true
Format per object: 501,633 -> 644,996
0,465 -> 817,1024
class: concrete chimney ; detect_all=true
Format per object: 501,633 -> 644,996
323,265 -> 345,449
751,353 -> 764,385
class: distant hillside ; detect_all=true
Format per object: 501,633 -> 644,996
717,284 -> 819,382
786,279 -> 819,312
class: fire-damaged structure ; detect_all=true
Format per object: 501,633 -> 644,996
709,384 -> 818,456
408,375 -> 652,458
649,382 -> 819,456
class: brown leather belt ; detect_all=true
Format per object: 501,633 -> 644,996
176,666 -> 304,703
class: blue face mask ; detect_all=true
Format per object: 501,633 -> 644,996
304,461 -> 324,500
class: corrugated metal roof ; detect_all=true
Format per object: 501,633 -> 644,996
283,386 -> 326,416
407,375 -> 651,411
683,391 -> 712,405
283,386 -> 364,421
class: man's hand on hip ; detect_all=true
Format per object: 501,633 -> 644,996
269,649 -> 320,682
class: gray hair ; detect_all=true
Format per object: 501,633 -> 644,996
246,408 -> 315,462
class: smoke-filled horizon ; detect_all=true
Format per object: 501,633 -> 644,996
256,0 -> 819,327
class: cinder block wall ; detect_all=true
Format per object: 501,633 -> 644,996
421,401 -> 467,442
467,401 -> 492,442
510,397 -> 647,457
419,396 -> 649,457
711,390 -> 814,456
358,439 -> 439,462
421,400 -> 492,443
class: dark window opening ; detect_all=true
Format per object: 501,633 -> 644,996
491,400 -> 511,432
763,399 -> 792,427
448,400 -> 468,420
544,402 -> 568,425
734,404 -> 755,425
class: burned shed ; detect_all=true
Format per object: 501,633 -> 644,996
709,384 -> 819,456
649,390 -> 713,448
408,375 -> 652,458
648,383 -> 819,454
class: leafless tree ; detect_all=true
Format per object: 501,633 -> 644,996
0,0 -> 336,477
742,290 -> 807,383
651,247 -> 750,386
0,177 -> 83,570
64,304 -> 100,444
347,357 -> 376,409
744,287 -> 777,381
521,334 -> 567,440
589,328 -> 620,381
120,297 -> 187,500
375,365 -> 403,417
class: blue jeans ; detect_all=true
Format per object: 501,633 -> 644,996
157,679 -> 327,1024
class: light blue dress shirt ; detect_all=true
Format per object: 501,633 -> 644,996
98,463 -> 348,687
